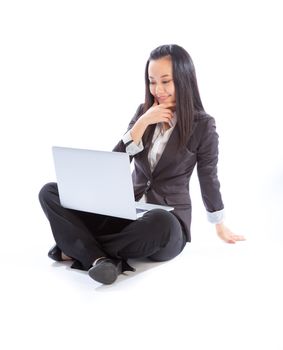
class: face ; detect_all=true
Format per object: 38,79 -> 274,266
148,56 -> 176,104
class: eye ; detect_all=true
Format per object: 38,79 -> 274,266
162,80 -> 171,84
149,81 -> 156,85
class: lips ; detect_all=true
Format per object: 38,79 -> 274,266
157,96 -> 169,102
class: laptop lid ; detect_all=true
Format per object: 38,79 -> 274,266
52,146 -> 138,220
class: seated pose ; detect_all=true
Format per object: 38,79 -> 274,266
39,44 -> 245,285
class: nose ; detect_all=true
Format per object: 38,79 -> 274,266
155,83 -> 165,96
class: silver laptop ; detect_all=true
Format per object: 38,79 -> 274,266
52,146 -> 174,220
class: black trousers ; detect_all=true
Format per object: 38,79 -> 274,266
38,182 -> 186,270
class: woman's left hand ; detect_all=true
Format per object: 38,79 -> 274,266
215,223 -> 246,244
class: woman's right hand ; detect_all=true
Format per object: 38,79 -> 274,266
129,101 -> 175,145
139,101 -> 175,128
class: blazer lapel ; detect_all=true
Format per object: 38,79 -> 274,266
139,125 -> 155,178
152,125 -> 179,176
152,118 -> 198,177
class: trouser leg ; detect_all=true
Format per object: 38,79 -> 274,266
38,182 -> 107,269
39,183 -> 186,271
97,209 -> 186,261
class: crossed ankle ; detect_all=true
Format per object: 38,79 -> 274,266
92,256 -> 107,266
61,252 -> 73,261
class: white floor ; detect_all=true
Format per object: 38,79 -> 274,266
1,2 -> 283,348
1,184 -> 282,350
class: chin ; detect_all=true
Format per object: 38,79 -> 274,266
158,97 -> 174,104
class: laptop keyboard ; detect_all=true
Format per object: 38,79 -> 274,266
136,208 -> 148,214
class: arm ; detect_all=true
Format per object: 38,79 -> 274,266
197,116 -> 245,243
197,116 -> 224,216
112,104 -> 144,155
112,102 -> 175,156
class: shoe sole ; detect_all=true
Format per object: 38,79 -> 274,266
88,262 -> 118,285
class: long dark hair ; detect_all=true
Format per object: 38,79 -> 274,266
143,44 -> 205,147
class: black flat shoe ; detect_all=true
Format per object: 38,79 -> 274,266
48,245 -> 63,262
88,258 -> 135,285
88,258 -> 121,285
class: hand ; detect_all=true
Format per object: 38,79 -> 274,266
129,100 -> 176,146
215,223 -> 246,244
140,101 -> 176,128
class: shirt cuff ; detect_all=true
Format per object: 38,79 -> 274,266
206,209 -> 225,224
122,130 -> 144,156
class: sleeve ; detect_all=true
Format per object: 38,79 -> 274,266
196,116 -> 225,224
112,104 -> 144,157
122,130 -> 144,156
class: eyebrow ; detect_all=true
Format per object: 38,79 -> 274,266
148,74 -> 171,79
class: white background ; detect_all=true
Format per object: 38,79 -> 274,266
1,1 -> 282,349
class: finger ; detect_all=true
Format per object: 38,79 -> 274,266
160,108 -> 174,117
233,235 -> 246,241
162,116 -> 174,124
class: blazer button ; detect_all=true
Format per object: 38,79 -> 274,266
145,180 -> 151,194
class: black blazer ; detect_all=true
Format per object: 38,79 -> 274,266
113,104 -> 224,242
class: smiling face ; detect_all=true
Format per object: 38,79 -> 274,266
148,56 -> 176,104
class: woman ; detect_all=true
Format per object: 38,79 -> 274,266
39,44 -> 245,285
